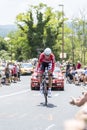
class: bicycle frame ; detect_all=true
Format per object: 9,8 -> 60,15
42,67 -> 48,106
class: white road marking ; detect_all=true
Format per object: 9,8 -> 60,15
33,93 -> 41,96
45,124 -> 56,130
0,89 -> 30,99
33,93 -> 60,97
54,93 -> 59,97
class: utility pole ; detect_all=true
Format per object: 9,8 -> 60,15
71,21 -> 74,63
59,4 -> 64,61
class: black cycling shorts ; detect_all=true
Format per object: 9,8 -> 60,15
40,62 -> 52,72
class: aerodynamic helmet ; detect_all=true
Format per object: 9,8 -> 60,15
44,48 -> 52,56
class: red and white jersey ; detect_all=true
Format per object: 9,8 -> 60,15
37,52 -> 55,72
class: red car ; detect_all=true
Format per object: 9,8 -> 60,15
30,67 -> 64,90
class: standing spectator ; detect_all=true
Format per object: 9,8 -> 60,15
76,61 -> 81,69
56,61 -> 61,68
13,64 -> 18,83
17,63 -> 21,81
65,61 -> 71,77
72,63 -> 76,70
5,63 -> 10,85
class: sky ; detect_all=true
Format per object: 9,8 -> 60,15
0,0 -> 87,25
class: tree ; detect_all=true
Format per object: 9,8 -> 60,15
15,3 -> 67,60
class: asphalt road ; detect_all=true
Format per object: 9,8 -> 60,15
0,75 -> 86,130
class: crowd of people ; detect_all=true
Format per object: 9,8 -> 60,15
64,61 -> 87,86
0,61 -> 21,86
61,60 -> 87,130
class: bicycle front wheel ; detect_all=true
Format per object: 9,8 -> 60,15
43,83 -> 48,106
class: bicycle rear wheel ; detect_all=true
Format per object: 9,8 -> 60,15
43,83 -> 48,106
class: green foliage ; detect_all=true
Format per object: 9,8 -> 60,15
15,3 -> 67,60
0,50 -> 10,60
0,37 -> 9,60
1,3 -> 87,65
0,37 -> 8,50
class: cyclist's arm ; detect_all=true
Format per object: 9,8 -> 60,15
51,54 -> 55,72
36,53 -> 43,71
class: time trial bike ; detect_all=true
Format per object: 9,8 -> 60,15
41,67 -> 49,106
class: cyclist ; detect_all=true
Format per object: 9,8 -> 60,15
37,48 -> 55,97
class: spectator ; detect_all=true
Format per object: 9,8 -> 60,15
66,61 -> 71,77
69,92 -> 87,107
76,61 -> 81,69
64,118 -> 85,130
17,63 -> 21,81
56,61 -> 61,68
75,102 -> 87,120
13,64 -> 18,83
75,103 -> 87,129
5,63 -> 10,85
66,69 -> 74,84
83,66 -> 87,85
72,63 -> 76,70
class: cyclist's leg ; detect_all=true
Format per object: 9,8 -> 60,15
47,72 -> 52,97
47,62 -> 52,87
39,63 -> 45,94
48,71 -> 52,88
47,62 -> 52,97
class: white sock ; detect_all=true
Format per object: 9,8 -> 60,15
48,88 -> 51,90
40,83 -> 43,89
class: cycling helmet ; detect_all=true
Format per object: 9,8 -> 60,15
44,48 -> 52,56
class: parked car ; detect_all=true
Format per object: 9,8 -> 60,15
30,67 -> 64,90
20,63 -> 34,75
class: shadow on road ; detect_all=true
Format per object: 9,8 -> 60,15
37,102 -> 57,108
